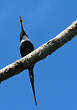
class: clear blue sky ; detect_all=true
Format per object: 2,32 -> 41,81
0,0 -> 77,110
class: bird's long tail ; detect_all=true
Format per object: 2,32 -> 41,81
28,68 -> 37,106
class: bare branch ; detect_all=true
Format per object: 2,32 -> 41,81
0,21 -> 77,82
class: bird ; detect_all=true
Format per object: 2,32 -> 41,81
19,16 -> 37,106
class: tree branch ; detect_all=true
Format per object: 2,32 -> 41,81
0,21 -> 77,83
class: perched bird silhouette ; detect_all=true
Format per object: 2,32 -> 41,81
19,16 -> 37,105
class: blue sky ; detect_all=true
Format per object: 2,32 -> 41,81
0,0 -> 77,110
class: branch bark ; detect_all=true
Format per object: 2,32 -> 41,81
0,21 -> 77,82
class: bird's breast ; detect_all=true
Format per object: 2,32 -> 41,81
20,35 -> 29,44
20,40 -> 34,57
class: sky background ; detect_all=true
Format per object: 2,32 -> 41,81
0,0 -> 77,110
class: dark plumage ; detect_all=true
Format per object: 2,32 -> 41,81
19,16 -> 37,105
20,41 -> 34,57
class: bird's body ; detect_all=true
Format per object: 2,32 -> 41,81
20,40 -> 34,57
19,16 -> 37,105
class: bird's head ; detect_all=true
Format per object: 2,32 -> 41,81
19,16 -> 24,32
19,16 -> 23,23
19,16 -> 28,42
